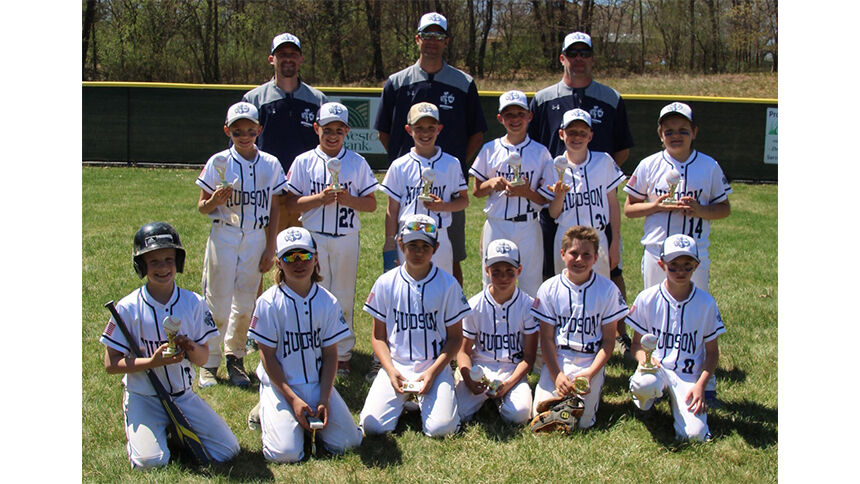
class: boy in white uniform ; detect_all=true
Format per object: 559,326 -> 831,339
531,226 -> 628,429
100,222 -> 239,468
380,102 -> 469,275
470,90 -> 553,297
196,101 -> 287,387
542,109 -> 625,279
626,234 -> 725,441
285,101 -> 379,376
455,239 -> 538,425
248,227 -> 362,462
360,214 -> 471,438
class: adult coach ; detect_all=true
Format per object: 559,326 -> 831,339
528,31 -> 634,351
373,12 -> 487,286
243,33 -> 328,234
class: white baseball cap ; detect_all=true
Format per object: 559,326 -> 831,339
485,239 -> 521,267
271,32 -> 301,54
660,234 -> 700,263
418,12 -> 448,33
658,102 -> 694,124
407,102 -> 440,124
498,90 -> 529,113
560,108 -> 592,129
562,31 -> 592,51
225,102 -> 259,127
399,214 -> 438,245
317,102 -> 349,126
276,227 -> 317,258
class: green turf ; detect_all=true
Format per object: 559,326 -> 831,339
82,166 -> 777,482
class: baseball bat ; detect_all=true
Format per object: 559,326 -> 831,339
104,301 -> 213,465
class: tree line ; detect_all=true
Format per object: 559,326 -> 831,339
81,0 -> 777,85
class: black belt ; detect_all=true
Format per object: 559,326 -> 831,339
212,219 -> 235,227
558,345 -> 594,354
170,390 -> 186,398
506,213 -> 537,222
313,231 -> 345,238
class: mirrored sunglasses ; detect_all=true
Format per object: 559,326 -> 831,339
405,221 -> 437,234
281,251 -> 313,263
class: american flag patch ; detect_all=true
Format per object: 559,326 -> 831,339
286,169 -> 292,181
104,320 -> 116,337
531,298 -> 540,309
366,292 -> 374,303
629,304 -> 636,314
628,175 -> 637,187
249,315 -> 258,330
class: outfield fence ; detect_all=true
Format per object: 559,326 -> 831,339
82,82 -> 777,182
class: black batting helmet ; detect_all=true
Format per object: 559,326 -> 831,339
132,222 -> 186,278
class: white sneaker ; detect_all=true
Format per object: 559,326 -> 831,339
248,402 -> 261,431
198,367 -> 218,388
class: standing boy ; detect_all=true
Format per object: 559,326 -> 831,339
196,101 -> 287,387
285,101 -> 379,377
530,226 -> 628,429
626,234 -> 725,441
543,109 -> 625,279
360,214 -> 471,438
470,90 -> 554,297
100,222 -> 239,468
456,239 -> 538,425
380,102 -> 469,276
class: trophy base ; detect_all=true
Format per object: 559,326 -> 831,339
638,365 -> 658,374
573,376 -> 590,394
163,348 -> 179,358
329,185 -> 344,193
660,199 -> 679,206
509,179 -> 526,186
417,195 -> 433,202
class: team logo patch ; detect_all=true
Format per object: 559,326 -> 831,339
618,293 -> 626,306
104,320 -> 116,337
439,91 -> 455,109
589,105 -> 604,122
339,313 -> 347,326
301,108 -> 315,124
204,311 -> 216,328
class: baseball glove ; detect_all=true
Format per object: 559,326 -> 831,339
529,395 -> 585,434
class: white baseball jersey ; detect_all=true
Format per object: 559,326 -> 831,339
623,149 -> 732,257
380,147 -> 467,229
469,136 -> 554,221
539,150 -> 625,233
363,264 -> 472,364
286,146 -> 379,235
248,282 -> 351,386
531,271 -> 628,353
626,282 -> 726,382
100,284 -> 219,396
196,147 -> 287,231
462,288 -> 538,364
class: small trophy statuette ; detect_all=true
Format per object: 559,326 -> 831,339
162,316 -> 182,357
573,376 -> 590,394
639,333 -> 659,374
469,366 -> 501,396
552,156 -> 569,189
212,155 -> 231,188
661,169 -> 681,205
507,152 -> 525,186
418,167 -> 436,201
326,158 -> 343,192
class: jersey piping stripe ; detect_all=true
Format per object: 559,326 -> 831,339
279,285 -> 309,384
142,297 -> 179,394
356,181 -> 380,197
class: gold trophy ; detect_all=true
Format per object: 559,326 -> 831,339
661,169 -> 681,205
469,366 -> 501,396
573,376 -> 590,394
639,333 -> 659,374
326,158 -> 344,192
161,316 -> 182,357
418,167 -> 436,202
507,152 -> 525,186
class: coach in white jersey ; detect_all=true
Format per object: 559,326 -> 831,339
623,102 -> 732,291
286,102 -> 379,374
100,222 -> 238,468
196,102 -> 288,387
530,226 -> 628,428
360,214 -> 471,437
248,227 -> 361,462
626,235 -> 725,441
541,109 -> 626,279
456,239 -> 538,424
471,90 -> 554,297
380,102 -> 469,275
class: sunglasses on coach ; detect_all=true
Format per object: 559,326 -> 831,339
564,48 -> 593,58
418,32 -> 447,41
281,251 -> 314,263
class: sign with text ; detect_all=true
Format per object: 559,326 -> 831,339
328,96 -> 386,155
764,107 -> 777,164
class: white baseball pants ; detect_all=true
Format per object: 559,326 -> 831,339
532,350 -> 605,429
629,367 -> 711,441
313,231 -> 359,362
455,361 -> 533,424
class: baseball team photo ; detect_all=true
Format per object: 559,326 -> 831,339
79,1 -> 781,482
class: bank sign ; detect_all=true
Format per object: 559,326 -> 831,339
328,96 -> 386,155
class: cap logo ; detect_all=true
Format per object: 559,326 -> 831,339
419,104 -> 435,113
234,104 -> 251,115
668,102 -> 685,113
429,13 -> 444,22
673,237 -> 691,249
284,229 -> 304,242
145,234 -> 173,247
329,104 -> 345,115
494,242 -> 512,254
504,92 -> 520,101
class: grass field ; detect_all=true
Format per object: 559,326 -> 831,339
82,166 -> 777,482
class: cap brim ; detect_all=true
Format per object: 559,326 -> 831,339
227,115 -> 259,126
271,41 -> 301,54
485,256 -> 519,267
277,244 -> 316,258
400,232 -> 436,245
661,251 -> 699,263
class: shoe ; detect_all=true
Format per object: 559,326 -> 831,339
404,396 -> 420,412
198,367 -> 218,388
365,359 -> 382,383
248,402 -> 261,432
336,360 -> 351,379
226,355 -> 251,387
704,390 -> 722,409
